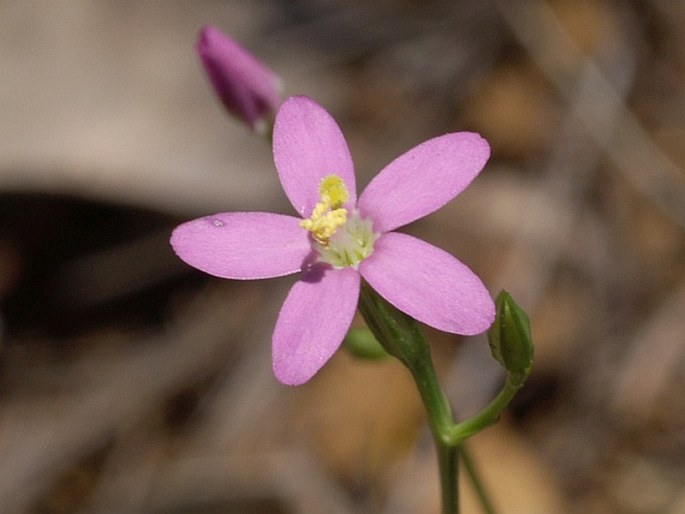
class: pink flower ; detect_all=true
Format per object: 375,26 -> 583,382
197,25 -> 281,134
171,96 -> 495,385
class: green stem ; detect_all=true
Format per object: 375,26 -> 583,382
438,443 -> 460,514
408,352 -> 461,514
357,283 -> 518,514
460,445 -> 497,514
448,374 -> 524,444
359,284 -> 461,512
408,353 -> 456,444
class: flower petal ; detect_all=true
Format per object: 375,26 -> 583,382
273,96 -> 356,217
358,132 -> 490,233
170,212 -> 312,279
359,232 -> 494,334
272,265 -> 360,385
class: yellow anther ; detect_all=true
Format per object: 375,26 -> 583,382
300,207 -> 347,245
300,174 -> 350,246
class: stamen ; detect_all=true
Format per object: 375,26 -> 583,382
299,174 -> 377,268
300,174 -> 350,246
300,205 -> 347,245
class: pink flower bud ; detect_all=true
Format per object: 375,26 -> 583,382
197,25 -> 281,134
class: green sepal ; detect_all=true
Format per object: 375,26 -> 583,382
487,290 -> 534,377
358,282 -> 456,440
357,282 -> 431,368
343,327 -> 389,360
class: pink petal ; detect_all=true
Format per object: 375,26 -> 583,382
359,232 -> 494,335
358,132 -> 490,233
273,96 -> 357,218
272,265 -> 360,385
170,212 -> 312,279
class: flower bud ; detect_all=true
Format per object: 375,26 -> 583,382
487,290 -> 533,376
197,26 -> 281,134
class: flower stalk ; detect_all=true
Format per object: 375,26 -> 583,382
359,284 -> 533,514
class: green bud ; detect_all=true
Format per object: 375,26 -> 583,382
487,290 -> 533,377
343,327 -> 389,360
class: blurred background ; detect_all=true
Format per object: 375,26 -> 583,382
1,1 -> 684,513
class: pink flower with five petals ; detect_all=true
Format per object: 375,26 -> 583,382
171,96 -> 495,385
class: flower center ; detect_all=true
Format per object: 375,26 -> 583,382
300,174 -> 377,269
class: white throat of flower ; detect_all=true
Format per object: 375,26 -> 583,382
300,174 -> 377,269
